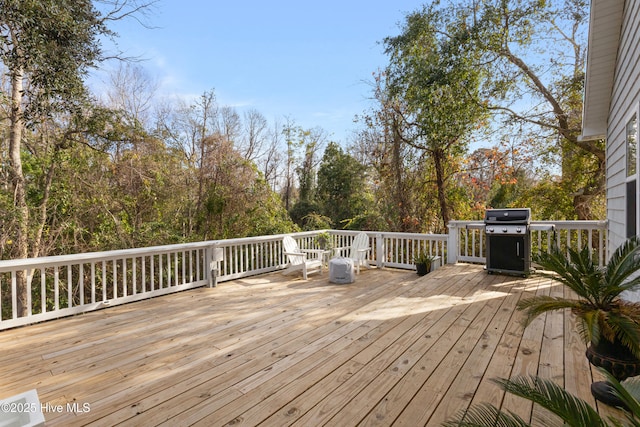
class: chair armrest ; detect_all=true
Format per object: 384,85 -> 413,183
301,249 -> 325,254
333,246 -> 350,256
284,251 -> 306,259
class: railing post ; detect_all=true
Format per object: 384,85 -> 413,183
447,222 -> 459,264
375,233 -> 385,268
208,245 -> 224,287
206,246 -> 213,287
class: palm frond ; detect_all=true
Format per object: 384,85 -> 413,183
606,236 -> 640,291
578,310 -> 602,345
603,311 -> 640,358
534,247 -> 604,303
516,296 -> 585,327
442,402 -> 530,427
492,376 -> 609,427
600,368 -> 640,426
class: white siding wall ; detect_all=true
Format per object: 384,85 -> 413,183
607,1 -> 640,255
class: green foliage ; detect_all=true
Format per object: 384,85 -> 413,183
245,182 -> 298,237
472,0 -> 602,219
444,375 -> 608,427
519,237 -> 640,358
299,212 -> 332,231
381,3 -> 489,229
289,200 -> 323,229
414,252 -> 437,265
0,0 -> 107,119
445,368 -> 640,427
0,0 -> 605,262
316,142 -> 373,229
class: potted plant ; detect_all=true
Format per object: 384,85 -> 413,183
314,231 -> 332,250
414,252 -> 437,276
517,236 -> 640,406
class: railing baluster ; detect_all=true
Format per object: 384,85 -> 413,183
79,264 -> 84,306
174,252 -> 179,286
132,257 -> 137,295
153,255 -> 158,291
90,262 -> 95,304
123,258 -> 128,298
11,271 -> 17,319
54,266 -> 60,311
0,224 -> 607,329
111,259 -> 117,298
101,261 -> 106,301
67,265 -> 72,308
142,256 -> 147,293
26,269 -> 33,316
41,269 -> 46,314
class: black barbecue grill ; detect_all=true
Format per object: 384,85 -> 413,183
484,208 -> 531,276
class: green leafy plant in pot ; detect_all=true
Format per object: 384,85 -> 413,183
517,236 -> 640,407
414,252 -> 437,276
314,231 -> 332,250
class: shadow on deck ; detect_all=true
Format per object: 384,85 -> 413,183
0,263 -> 625,426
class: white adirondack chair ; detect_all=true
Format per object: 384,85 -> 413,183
334,232 -> 371,274
282,236 -> 323,280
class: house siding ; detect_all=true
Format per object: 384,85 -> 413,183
607,0 -> 640,255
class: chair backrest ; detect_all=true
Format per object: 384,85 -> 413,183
283,236 -> 303,265
349,232 -> 369,260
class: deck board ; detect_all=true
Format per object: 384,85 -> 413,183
0,264 -> 626,426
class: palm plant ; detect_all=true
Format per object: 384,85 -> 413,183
414,252 -> 438,276
517,236 -> 640,364
443,368 -> 640,427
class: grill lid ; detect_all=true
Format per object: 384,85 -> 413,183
484,208 -> 531,224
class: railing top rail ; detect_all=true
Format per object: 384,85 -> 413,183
0,241 -> 216,271
449,219 -> 607,228
381,232 -> 448,239
0,232 -> 303,271
0,222 -> 607,271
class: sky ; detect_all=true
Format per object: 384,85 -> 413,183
93,1 -> 425,143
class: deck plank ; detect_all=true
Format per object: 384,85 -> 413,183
0,263 -> 625,426
500,274 -> 549,423
426,275 -> 524,425
344,268 -> 503,426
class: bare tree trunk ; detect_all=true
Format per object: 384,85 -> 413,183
432,148 -> 449,232
391,118 -> 412,232
8,67 -> 29,316
32,146 -> 59,259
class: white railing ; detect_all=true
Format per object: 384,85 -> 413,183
448,220 -> 608,266
325,230 -> 447,270
0,222 -> 606,330
0,243 -> 212,330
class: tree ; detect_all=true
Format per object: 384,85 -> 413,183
238,108 -> 268,162
357,74 -> 423,232
462,136 -> 535,215
104,62 -> 159,128
316,142 -> 370,229
0,0 -> 154,315
285,124 -> 326,225
382,4 -> 488,231
466,0 -> 600,219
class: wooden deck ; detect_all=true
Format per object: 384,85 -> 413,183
0,264 -> 625,426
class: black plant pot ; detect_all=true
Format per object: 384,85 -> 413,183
587,338 -> 640,408
415,263 -> 430,276
586,338 -> 640,380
